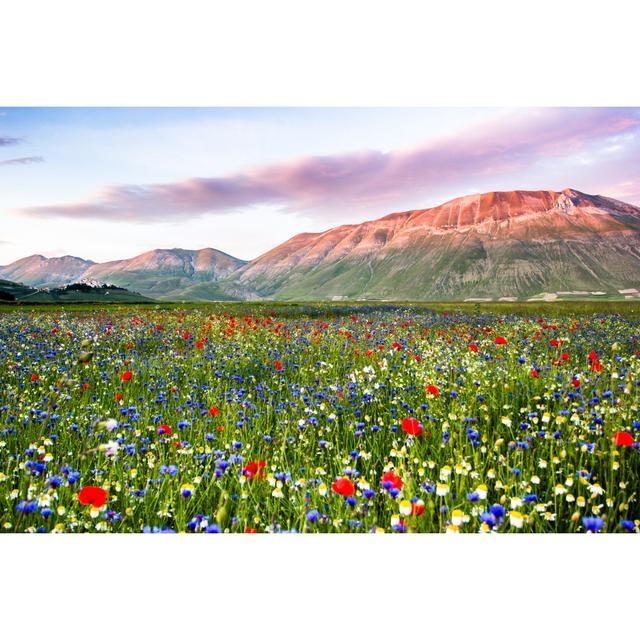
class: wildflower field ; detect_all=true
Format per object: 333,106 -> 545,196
1,302 -> 639,534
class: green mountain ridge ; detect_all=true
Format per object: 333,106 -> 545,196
3,189 -> 640,302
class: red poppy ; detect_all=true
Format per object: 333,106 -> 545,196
244,527 -> 257,533
425,384 -> 440,397
243,460 -> 266,479
571,378 -> 580,388
78,486 -> 108,508
121,370 -> 133,382
158,424 -> 172,436
115,392 -> 123,401
494,336 -> 508,345
381,470 -> 403,490
209,406 -> 219,417
196,341 -> 204,349
588,351 -> 598,362
275,360 -> 283,371
591,362 -> 604,373
331,477 -> 355,496
31,373 -> 39,381
392,342 -> 402,351
411,501 -> 426,516
183,332 -> 190,340
469,343 -> 479,352
613,431 -> 634,447
401,417 -> 423,436
530,369 -> 539,378
561,352 -> 569,361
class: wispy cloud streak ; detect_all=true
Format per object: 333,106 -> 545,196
0,156 -> 44,166
15,108 -> 640,221
0,136 -> 22,146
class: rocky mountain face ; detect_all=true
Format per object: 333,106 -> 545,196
230,189 -> 640,300
82,248 -> 247,300
3,189 -> 640,301
0,255 -> 94,288
0,248 -> 247,301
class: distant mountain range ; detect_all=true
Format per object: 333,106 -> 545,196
0,248 -> 248,302
2,188 -> 640,301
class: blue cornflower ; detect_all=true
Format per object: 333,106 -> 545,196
480,512 -> 496,528
16,501 -> 38,514
490,504 -> 505,519
47,475 -> 63,488
582,516 -> 604,532
306,509 -> 320,523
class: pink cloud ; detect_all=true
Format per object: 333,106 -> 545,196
15,107 -> 640,221
0,156 -> 43,166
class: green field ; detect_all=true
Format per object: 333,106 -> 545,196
0,301 -> 638,533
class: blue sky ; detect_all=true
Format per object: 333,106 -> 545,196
1,107 -> 639,263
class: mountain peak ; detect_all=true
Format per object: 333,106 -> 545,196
236,187 -> 640,300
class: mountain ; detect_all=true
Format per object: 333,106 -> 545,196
3,189 -> 640,302
230,188 -> 640,300
0,278 -> 152,303
82,248 -> 248,300
0,255 -> 94,288
0,248 -> 248,301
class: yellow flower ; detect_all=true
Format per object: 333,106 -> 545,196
399,500 -> 412,516
436,483 -> 449,496
451,509 -> 468,526
509,511 -> 524,528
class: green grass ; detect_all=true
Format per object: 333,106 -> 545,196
0,301 -> 638,533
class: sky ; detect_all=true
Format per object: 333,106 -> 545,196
1,106 -> 640,264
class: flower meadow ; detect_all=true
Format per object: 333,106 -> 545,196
1,304 -> 639,534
